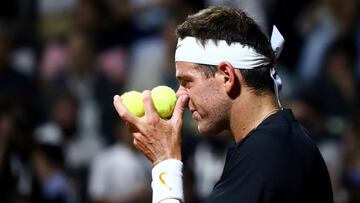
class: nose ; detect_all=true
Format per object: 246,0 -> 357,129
176,86 -> 188,98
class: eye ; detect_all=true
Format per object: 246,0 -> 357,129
180,80 -> 188,87
177,75 -> 193,88
180,79 -> 192,88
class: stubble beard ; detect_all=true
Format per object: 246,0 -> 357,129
197,106 -> 229,136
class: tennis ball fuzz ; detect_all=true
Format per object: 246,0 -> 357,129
120,91 -> 144,117
151,86 -> 177,118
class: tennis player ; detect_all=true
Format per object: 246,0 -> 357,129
113,6 -> 333,203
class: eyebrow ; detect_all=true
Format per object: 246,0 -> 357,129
176,75 -> 191,81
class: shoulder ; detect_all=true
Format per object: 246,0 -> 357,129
208,113 -> 332,202
228,109 -> 323,173
248,109 -> 317,152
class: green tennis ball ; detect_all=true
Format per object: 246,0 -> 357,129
120,91 -> 144,117
151,86 -> 177,118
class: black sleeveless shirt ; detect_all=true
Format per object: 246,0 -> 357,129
205,109 -> 333,203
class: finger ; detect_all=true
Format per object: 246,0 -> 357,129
170,95 -> 189,127
176,86 -> 188,98
142,90 -> 158,119
133,132 -> 147,142
113,95 -> 140,125
133,137 -> 154,163
133,136 -> 145,153
133,133 -> 150,154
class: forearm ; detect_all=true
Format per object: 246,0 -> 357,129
152,159 -> 184,203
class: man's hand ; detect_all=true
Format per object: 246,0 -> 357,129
113,90 -> 189,166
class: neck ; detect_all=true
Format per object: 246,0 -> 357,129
230,90 -> 280,143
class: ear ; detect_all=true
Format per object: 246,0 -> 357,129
217,61 -> 236,93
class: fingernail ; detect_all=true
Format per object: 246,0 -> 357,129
113,95 -> 119,101
143,90 -> 151,95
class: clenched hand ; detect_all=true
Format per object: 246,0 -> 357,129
113,90 -> 189,166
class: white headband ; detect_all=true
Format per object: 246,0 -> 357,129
175,37 -> 271,69
175,25 -> 284,68
175,26 -> 285,106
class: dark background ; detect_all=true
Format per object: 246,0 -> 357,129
0,0 -> 359,203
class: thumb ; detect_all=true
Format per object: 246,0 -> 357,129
171,95 -> 189,127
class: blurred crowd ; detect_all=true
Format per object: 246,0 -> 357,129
0,0 -> 359,203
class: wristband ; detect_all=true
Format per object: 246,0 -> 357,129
151,159 -> 184,203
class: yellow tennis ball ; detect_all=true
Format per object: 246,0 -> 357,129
151,86 -> 177,118
120,91 -> 144,117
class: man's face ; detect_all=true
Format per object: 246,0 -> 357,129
176,62 -> 230,135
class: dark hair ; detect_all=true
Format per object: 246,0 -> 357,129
176,6 -> 276,94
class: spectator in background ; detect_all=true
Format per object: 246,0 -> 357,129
31,124 -> 78,203
37,91 -> 103,202
297,39 -> 359,140
50,92 -> 78,141
343,112 -> 360,203
191,133 -> 230,201
0,26 -> 37,201
289,38 -> 359,202
88,121 -> 151,203
124,0 -> 179,35
206,0 -> 268,29
104,0 -> 139,48
73,0 -> 116,52
44,29 -> 114,142
319,140 -> 348,203
0,107 -> 34,203
39,39 -> 68,84
73,0 -> 106,34
0,108 -> 23,203
296,0 -> 360,82
0,27 -> 37,124
38,0 -> 75,41
39,0 -> 108,83
127,10 -> 189,91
